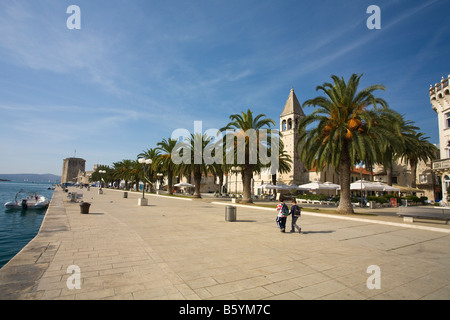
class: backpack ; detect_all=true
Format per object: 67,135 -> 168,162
281,203 -> 290,216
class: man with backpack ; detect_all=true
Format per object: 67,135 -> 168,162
276,197 -> 290,232
290,199 -> 302,233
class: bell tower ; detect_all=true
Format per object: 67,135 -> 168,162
279,88 -> 306,184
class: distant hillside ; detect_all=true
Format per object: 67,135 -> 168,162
0,174 -> 61,183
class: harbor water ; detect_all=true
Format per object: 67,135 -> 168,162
0,181 -> 55,269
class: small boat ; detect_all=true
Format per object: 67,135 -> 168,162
4,190 -> 50,210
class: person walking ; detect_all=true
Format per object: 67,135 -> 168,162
276,197 -> 290,232
290,199 -> 302,233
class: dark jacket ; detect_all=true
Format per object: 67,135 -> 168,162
290,204 -> 301,216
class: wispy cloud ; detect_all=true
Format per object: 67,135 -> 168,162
384,0 -> 439,28
0,1 -> 125,95
289,0 -> 441,78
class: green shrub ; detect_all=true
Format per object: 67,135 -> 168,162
404,195 -> 420,203
367,195 -> 389,203
296,194 -> 329,201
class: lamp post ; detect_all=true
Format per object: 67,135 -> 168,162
138,158 -> 152,206
87,173 -> 91,191
156,173 -> 163,194
355,164 -> 365,208
98,170 -> 106,194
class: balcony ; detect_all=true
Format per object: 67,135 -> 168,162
432,158 -> 450,171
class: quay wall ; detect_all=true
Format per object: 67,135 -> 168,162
0,188 -> 67,299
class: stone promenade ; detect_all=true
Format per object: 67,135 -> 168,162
1,187 -> 450,300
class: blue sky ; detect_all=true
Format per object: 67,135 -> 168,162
0,0 -> 449,175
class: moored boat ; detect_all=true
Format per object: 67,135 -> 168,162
4,190 -> 50,210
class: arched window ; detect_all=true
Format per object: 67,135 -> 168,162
444,175 -> 450,192
287,118 -> 292,130
282,120 -> 287,131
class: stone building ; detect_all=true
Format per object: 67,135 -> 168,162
430,74 -> 450,201
373,159 -> 439,201
61,157 -> 86,185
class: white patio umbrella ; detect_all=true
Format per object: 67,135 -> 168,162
262,183 -> 281,189
174,182 -> 194,188
289,184 -> 308,190
254,183 -> 274,189
323,181 -> 340,189
274,183 -> 293,190
371,182 -> 400,192
299,181 -> 340,191
349,180 -> 385,191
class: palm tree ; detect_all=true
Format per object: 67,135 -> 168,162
208,162 -> 225,194
138,148 -> 161,192
131,160 -> 141,191
91,165 -> 112,187
297,74 -> 391,214
207,134 -> 233,195
221,109 -> 276,203
377,113 -> 418,186
154,138 -> 179,195
177,133 -> 213,198
270,141 -> 292,199
401,132 -> 438,188
112,159 -> 134,189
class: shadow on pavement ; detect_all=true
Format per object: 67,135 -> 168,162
300,230 -> 335,234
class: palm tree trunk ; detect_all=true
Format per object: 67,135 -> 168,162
218,174 -> 224,194
167,169 -> 174,195
241,166 -> 253,203
386,163 -> 393,186
193,167 -> 202,198
337,144 -> 354,214
271,173 -> 277,199
410,160 -> 418,189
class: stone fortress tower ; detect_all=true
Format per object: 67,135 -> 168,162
278,88 -> 307,185
61,157 -> 86,184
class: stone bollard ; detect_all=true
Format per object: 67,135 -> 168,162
138,198 -> 148,206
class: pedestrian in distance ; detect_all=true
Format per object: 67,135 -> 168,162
276,196 -> 290,232
290,199 -> 302,233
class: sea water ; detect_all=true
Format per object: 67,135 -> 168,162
0,181 -> 55,269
